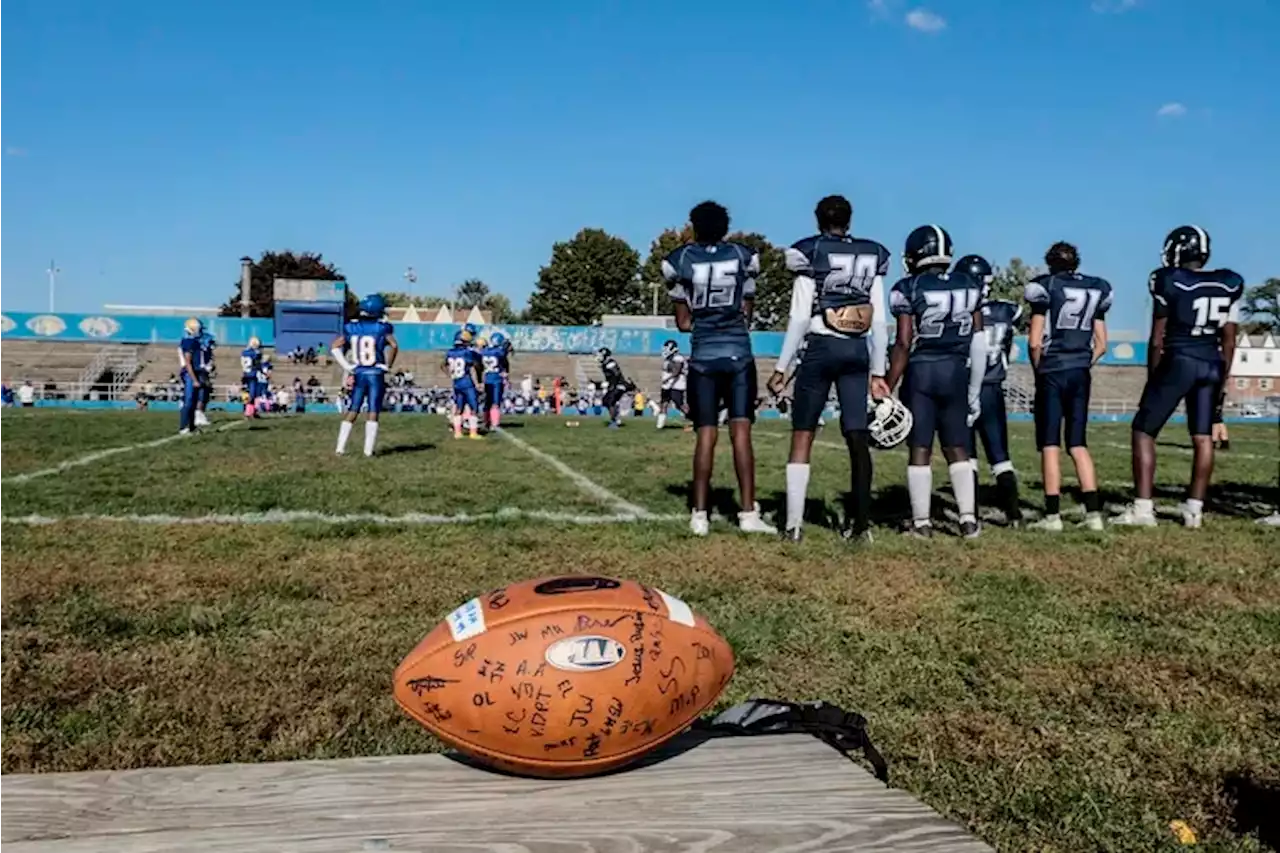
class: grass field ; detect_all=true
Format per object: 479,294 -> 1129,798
2,408 -> 1278,852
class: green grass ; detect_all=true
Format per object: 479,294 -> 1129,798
3,410 -> 1279,852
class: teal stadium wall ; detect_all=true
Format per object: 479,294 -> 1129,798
0,311 -> 1154,366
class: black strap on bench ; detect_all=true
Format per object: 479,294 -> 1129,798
694,698 -> 889,783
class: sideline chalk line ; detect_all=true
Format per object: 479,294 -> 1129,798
493,427 -> 656,519
1,508 -> 686,527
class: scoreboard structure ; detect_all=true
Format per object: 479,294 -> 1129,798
272,278 -> 348,355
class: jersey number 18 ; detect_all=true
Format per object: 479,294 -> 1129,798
351,335 -> 379,367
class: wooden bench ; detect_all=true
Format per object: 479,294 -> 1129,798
1,734 -> 992,852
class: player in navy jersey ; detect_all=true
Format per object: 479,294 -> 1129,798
1025,242 -> 1112,531
331,294 -> 398,456
885,225 -> 987,539
240,336 -> 263,418
480,333 -> 510,429
596,347 -> 633,428
954,254 -> 1023,526
444,329 -> 483,439
1115,225 -> 1244,529
664,200 -> 774,536
177,318 -> 207,434
767,194 -> 890,543
195,330 -> 216,428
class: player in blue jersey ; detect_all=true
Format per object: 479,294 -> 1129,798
177,318 -> 208,434
480,332 -> 511,429
663,201 -> 774,536
195,329 -> 216,428
1115,225 -> 1244,529
1025,241 -> 1112,531
767,194 -> 891,543
954,254 -> 1023,527
331,294 -> 398,456
444,328 -> 483,439
885,225 -> 987,539
240,336 -> 263,418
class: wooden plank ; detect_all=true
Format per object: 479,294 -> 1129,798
1,734 -> 992,852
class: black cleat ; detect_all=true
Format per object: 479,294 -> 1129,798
841,525 -> 874,545
905,523 -> 933,539
782,526 -> 804,542
960,519 -> 982,539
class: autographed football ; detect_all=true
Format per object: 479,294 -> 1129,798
393,575 -> 735,777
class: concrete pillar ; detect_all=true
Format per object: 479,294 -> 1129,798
239,257 -> 253,318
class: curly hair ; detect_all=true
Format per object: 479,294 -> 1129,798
815,195 -> 853,233
1044,241 -> 1080,274
689,201 -> 730,245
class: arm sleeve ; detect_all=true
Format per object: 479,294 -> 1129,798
869,275 -> 888,376
742,252 -> 760,300
662,258 -> 687,303
775,275 -> 815,374
968,333 -> 988,406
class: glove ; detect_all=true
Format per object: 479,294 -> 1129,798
967,397 -> 981,428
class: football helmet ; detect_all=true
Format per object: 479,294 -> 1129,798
662,339 -> 678,358
953,254 -> 993,286
247,336 -> 261,350
1161,225 -> 1211,268
596,346 -> 612,363
183,317 -> 203,337
453,329 -> 472,347
464,322 -> 479,339
475,336 -> 489,349
490,332 -> 507,349
903,225 -> 954,274
359,294 -> 387,318
868,395 -> 912,450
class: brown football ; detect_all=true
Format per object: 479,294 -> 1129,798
393,575 -> 735,777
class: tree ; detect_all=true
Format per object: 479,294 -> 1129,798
219,250 -> 345,317
639,227 -> 790,329
483,292 -> 516,324
1240,277 -> 1280,335
527,228 -> 642,325
376,291 -> 451,309
987,257 -> 1043,332
454,278 -> 490,308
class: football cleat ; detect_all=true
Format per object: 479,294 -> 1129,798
1083,512 -> 1105,531
905,522 -> 933,539
1030,515 -> 1064,532
1111,506 -> 1158,527
738,504 -> 777,535
781,527 -> 804,542
868,395 -> 912,450
960,519 -> 981,539
690,510 -> 710,537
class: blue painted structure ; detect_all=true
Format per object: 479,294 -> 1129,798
0,311 -> 1157,366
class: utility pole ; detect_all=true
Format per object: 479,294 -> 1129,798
404,266 -> 418,302
47,260 -> 60,313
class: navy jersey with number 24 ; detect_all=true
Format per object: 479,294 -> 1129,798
889,270 -> 983,361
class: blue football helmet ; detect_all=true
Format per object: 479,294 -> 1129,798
490,331 -> 507,349
359,294 -> 387,318
453,329 -> 472,347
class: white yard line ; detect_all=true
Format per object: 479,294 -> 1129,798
493,427 -> 658,519
3,419 -> 249,485
0,508 -> 686,527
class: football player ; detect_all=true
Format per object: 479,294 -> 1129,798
656,339 -> 688,430
885,225 -> 987,539
767,195 -> 891,542
444,329 -> 483,439
664,201 -> 774,536
177,318 -> 208,435
256,358 -> 274,415
1024,242 -> 1112,531
480,333 -> 511,429
597,347 -> 633,429
195,328 -> 216,428
332,294 -> 398,456
955,254 -> 1023,526
1115,226 -> 1244,528
240,336 -> 263,418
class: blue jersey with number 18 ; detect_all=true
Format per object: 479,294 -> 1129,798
1024,272 -> 1113,373
889,270 -> 983,362
343,319 -> 394,376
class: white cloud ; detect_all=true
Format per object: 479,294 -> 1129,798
1156,102 -> 1187,118
905,8 -> 946,32
1092,0 -> 1138,13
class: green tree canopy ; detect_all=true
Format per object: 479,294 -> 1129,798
219,251 -> 345,318
376,291 -> 451,309
639,226 -> 694,318
527,228 -> 642,325
454,278 -> 490,308
987,257 -> 1043,332
1240,277 -> 1280,335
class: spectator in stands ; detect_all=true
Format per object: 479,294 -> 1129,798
633,390 -> 647,418
307,375 -> 321,389
305,346 -> 317,365
1,382 -> 13,407
44,380 -> 59,400
18,380 -> 36,407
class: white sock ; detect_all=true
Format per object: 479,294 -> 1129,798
656,413 -> 666,430
908,465 -> 933,525
950,461 -> 977,522
1135,498 -> 1155,516
337,420 -> 354,453
1186,498 -> 1203,516
785,463 -> 810,531
364,421 -> 379,456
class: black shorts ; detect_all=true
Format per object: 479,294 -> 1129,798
660,388 -> 687,411
688,357 -> 756,428
902,358 -> 969,450
791,334 -> 870,434
602,384 -> 628,409
968,383 -> 1010,467
1133,353 -> 1222,438
1034,367 -> 1091,449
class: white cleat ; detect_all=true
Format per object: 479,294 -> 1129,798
738,503 -> 777,535
1030,514 -> 1064,532
690,510 -> 710,537
178,428 -> 192,436
1083,512 -> 1105,531
194,412 -> 211,427
1111,506 -> 1158,527
1181,505 -> 1203,529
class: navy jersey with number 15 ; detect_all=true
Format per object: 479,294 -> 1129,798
1149,267 -> 1244,362
889,270 -> 983,361
343,319 -> 394,375
1024,272 -> 1113,373
663,242 -> 756,361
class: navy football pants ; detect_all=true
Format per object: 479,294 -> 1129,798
1034,367 -> 1091,450
1133,354 -> 1222,438
902,359 -> 969,449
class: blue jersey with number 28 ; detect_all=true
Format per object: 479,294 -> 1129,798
344,320 -> 394,376
445,345 -> 478,389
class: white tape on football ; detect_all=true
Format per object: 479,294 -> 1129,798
447,597 -> 487,642
657,589 -> 695,627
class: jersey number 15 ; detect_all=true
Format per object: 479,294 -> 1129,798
690,260 -> 740,309
1191,296 -> 1232,336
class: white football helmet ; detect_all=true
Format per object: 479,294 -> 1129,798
868,395 -> 912,450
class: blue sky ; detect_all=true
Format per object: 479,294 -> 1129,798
3,0 -> 1277,330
